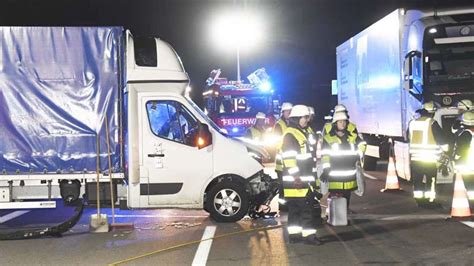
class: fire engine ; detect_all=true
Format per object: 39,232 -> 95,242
203,68 -> 279,139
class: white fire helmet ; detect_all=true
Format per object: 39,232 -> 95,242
256,112 -> 266,119
332,111 -> 348,123
457,99 -> 472,111
334,104 -> 347,113
423,101 -> 436,113
461,110 -> 474,126
281,102 -> 293,112
289,105 -> 310,118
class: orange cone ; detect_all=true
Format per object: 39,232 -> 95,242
450,173 -> 472,220
381,155 -> 401,192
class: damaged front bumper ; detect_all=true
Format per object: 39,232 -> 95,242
247,170 -> 279,218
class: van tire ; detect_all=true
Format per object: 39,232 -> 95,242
206,181 -> 249,223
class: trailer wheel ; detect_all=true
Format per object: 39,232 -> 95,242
206,181 -> 249,222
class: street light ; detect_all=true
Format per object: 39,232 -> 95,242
210,12 -> 264,83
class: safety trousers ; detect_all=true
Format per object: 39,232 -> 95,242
410,161 -> 437,201
287,198 -> 316,238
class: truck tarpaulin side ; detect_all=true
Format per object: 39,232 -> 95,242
336,10 -> 404,137
0,27 -> 123,174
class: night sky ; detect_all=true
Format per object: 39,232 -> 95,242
1,0 -> 473,124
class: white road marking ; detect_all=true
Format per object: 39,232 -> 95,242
364,173 -> 378,180
0,210 -> 30,224
192,226 -> 216,266
350,213 -> 446,221
114,214 -> 208,218
461,221 -> 474,228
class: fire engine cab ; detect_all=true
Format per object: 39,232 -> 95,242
203,68 -> 279,137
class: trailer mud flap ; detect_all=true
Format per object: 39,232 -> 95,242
0,199 -> 84,240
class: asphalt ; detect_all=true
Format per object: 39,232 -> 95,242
1,163 -> 474,265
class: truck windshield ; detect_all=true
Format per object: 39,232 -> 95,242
216,95 -> 272,116
425,44 -> 474,92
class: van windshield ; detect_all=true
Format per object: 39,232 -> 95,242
185,97 -> 227,136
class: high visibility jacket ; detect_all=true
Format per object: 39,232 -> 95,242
454,128 -> 474,173
323,121 -> 358,136
305,126 -> 318,173
321,130 -> 360,191
409,116 -> 443,163
245,126 -> 264,141
273,119 -> 288,136
280,126 -> 316,198
274,119 -> 289,172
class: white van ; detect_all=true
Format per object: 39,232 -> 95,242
0,27 -> 276,222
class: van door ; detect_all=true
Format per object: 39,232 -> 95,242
140,96 -> 213,206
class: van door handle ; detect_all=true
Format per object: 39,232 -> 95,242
148,153 -> 165,158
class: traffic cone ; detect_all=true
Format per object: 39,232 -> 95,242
381,155 -> 401,192
450,173 -> 472,220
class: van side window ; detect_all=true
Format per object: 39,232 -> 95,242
134,36 -> 157,67
146,100 -> 200,146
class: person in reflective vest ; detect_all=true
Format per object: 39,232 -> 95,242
281,104 -> 322,245
452,99 -> 472,136
321,111 -> 363,209
306,106 -> 318,175
453,110 -> 474,201
322,104 -> 358,137
408,101 -> 447,205
244,112 -> 267,143
274,102 -> 293,207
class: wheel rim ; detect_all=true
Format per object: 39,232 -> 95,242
213,188 -> 241,217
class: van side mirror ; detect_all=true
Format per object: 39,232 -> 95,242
196,123 -> 212,149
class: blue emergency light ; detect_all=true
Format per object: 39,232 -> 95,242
259,81 -> 272,92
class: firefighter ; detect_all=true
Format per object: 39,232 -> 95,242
321,111 -> 362,209
244,112 -> 267,142
273,102 -> 293,136
281,104 -> 322,245
323,104 -> 358,137
453,110 -> 474,201
452,99 -> 473,136
306,106 -> 318,175
275,102 -> 293,208
408,101 -> 447,206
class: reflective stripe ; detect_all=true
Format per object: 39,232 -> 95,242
296,153 -> 312,160
282,151 -> 298,158
288,226 -> 302,235
411,154 -> 440,163
424,191 -> 436,199
413,191 -> 424,199
283,175 -> 295,182
283,159 -> 297,168
322,163 -> 331,169
288,167 -> 300,175
409,148 -> 442,154
284,188 -> 309,197
312,167 -> 317,173
329,170 -> 357,177
328,180 -> 357,190
278,198 -> 287,205
275,154 -> 283,160
302,229 -> 317,237
300,176 -> 315,182
321,149 -> 359,156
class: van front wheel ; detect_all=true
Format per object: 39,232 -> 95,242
206,181 -> 249,222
